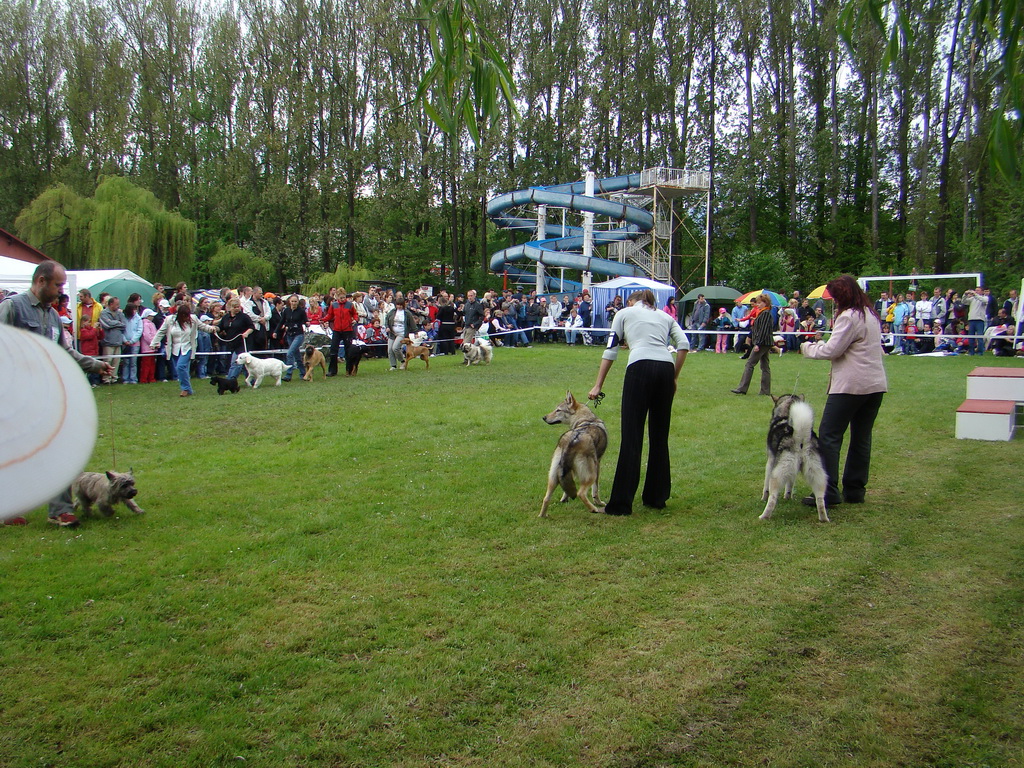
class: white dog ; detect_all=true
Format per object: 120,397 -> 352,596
236,352 -> 293,389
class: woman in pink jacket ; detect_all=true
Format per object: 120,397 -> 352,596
800,275 -> 888,507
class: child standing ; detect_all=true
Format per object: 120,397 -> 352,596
139,308 -> 158,383
78,316 -> 103,387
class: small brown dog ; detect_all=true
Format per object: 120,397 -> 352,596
302,345 -> 328,381
399,337 -> 430,370
72,470 -> 146,517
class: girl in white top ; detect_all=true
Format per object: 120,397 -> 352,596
150,303 -> 219,397
588,289 -> 688,515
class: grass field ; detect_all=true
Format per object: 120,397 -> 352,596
2,346 -> 1023,767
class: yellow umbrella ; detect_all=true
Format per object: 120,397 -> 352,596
807,284 -> 832,300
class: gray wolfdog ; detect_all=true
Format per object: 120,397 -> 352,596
462,337 -> 493,365
760,394 -> 829,522
72,470 -> 146,517
540,391 -> 608,517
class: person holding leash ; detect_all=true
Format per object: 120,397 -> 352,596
800,275 -> 887,507
0,260 -> 115,527
588,289 -> 688,516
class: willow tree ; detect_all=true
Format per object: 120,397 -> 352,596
14,184 -> 95,268
15,176 -> 196,284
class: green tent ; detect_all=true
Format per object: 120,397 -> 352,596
83,276 -> 156,308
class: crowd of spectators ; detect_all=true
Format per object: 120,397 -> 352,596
1,279 -> 1019,391
680,285 -> 1022,358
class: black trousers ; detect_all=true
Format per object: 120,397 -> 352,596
606,359 -> 676,514
817,391 -> 884,503
329,330 -> 354,374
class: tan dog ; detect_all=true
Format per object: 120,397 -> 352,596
72,470 -> 145,517
302,345 -> 327,380
540,391 -> 608,517
399,337 -> 430,370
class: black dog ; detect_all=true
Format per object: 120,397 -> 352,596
210,375 -> 240,395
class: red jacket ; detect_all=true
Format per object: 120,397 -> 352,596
79,324 -> 102,356
324,300 -> 359,332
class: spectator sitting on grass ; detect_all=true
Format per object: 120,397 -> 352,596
933,323 -> 957,354
880,323 -> 895,354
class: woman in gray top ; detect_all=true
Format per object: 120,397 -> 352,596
588,289 -> 689,515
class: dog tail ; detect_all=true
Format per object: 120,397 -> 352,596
789,400 -> 814,448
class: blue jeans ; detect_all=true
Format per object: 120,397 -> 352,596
196,333 -> 212,378
226,350 -> 244,380
173,351 -> 193,393
968,319 -> 986,355
566,328 -> 579,344
121,344 -> 139,383
284,333 -> 306,379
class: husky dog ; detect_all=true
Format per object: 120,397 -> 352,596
540,391 -> 608,517
462,337 -> 493,366
760,394 -> 829,522
210,375 -> 240,395
302,345 -> 328,380
236,352 -> 293,388
72,470 -> 145,517
399,337 -> 430,370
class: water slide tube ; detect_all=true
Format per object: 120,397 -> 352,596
487,174 -> 653,278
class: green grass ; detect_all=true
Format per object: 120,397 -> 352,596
2,347 -> 1023,767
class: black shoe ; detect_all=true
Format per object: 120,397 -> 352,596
326,372 -> 337,377
604,506 -> 632,516
731,389 -> 746,395
802,495 -> 842,507
642,500 -> 666,510
843,494 -> 865,504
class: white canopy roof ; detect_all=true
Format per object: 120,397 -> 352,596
0,257 -> 151,294
0,255 -> 36,292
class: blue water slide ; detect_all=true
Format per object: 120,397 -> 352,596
487,174 -> 653,278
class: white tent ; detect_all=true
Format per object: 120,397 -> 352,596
68,268 -> 150,291
0,255 -> 37,293
0,259 -> 151,295
589,276 -> 676,328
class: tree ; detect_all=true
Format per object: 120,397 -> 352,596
15,176 -> 196,283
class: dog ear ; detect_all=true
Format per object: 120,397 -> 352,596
106,470 -> 117,481
565,390 -> 575,405
771,394 -> 780,404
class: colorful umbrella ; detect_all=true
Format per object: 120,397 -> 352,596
735,289 -> 786,306
807,284 -> 832,300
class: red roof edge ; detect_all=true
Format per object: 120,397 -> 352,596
0,227 -> 49,264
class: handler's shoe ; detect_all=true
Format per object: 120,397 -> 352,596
3,516 -> 28,526
801,495 -> 841,508
48,512 -> 80,528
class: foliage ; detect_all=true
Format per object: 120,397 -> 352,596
719,249 -> 799,293
1,0 -> 1022,295
304,262 -> 379,295
14,177 -> 195,283
414,0 -> 518,145
3,350 -> 1023,766
13,184 -> 95,268
207,242 -> 275,290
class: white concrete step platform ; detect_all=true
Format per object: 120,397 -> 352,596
956,399 -> 1016,441
966,367 -> 1024,402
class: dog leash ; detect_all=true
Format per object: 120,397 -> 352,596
107,385 -> 118,470
591,391 -> 606,408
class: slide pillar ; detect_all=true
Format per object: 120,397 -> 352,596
535,205 -> 547,293
582,172 -> 595,294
